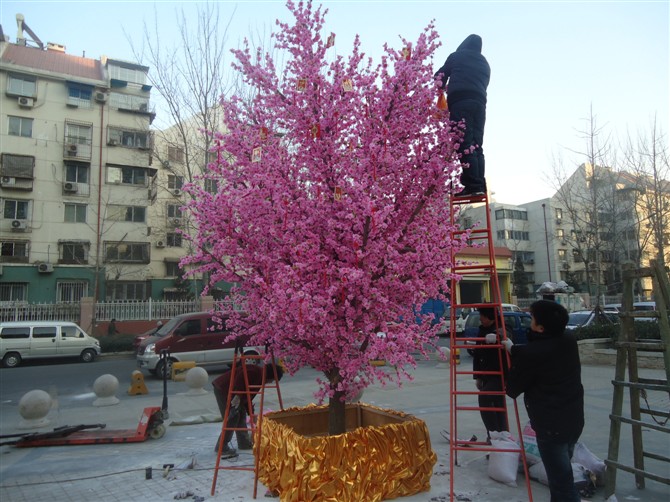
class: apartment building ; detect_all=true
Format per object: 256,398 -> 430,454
460,163 -> 667,299
0,37 -> 158,303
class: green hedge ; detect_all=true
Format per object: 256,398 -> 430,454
98,334 -> 135,353
574,322 -> 660,341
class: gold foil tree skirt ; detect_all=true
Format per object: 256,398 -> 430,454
257,403 -> 437,501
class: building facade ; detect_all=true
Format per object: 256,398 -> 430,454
0,39 -> 158,303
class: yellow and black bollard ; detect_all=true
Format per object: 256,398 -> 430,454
453,348 -> 460,365
127,370 -> 149,395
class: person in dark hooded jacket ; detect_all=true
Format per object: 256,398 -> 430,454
502,300 -> 584,502
435,34 -> 490,196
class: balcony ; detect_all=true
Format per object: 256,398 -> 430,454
63,141 -> 92,161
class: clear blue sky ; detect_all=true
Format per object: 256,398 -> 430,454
2,1 -> 668,204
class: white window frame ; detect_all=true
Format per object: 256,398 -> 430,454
8,116 -> 33,137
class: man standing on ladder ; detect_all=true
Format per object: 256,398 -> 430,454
472,306 -> 509,437
212,363 -> 284,458
434,34 -> 490,197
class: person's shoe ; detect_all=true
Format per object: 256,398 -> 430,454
220,446 -> 238,459
456,188 -> 485,198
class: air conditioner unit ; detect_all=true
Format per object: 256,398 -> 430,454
94,92 -> 107,103
562,240 -> 568,245
18,96 -> 34,108
555,218 -> 562,225
67,144 -> 78,155
11,219 -> 27,230
528,259 -> 534,265
107,139 -> 118,146
155,240 -> 166,248
172,189 -> 182,197
1,176 -> 16,187
63,181 -> 78,192
37,263 -> 54,273
169,217 -> 182,226
139,103 -> 148,112
161,160 -> 171,168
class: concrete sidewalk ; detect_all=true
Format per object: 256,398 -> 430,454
1,357 -> 668,501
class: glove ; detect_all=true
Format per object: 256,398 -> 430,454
485,333 -> 497,344
501,339 -> 514,353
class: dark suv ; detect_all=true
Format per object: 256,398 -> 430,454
462,311 -> 532,345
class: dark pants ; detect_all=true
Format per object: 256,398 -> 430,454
213,386 -> 251,450
449,98 -> 486,192
478,378 -> 508,434
537,437 -> 580,502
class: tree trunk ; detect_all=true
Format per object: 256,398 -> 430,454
328,390 -> 346,435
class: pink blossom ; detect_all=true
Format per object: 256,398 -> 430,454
183,0 -> 467,404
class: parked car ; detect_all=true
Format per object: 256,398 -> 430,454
136,312 -> 262,377
604,302 -> 657,322
462,311 -> 532,346
0,321 -> 101,368
133,321 -> 165,352
500,303 -> 522,312
565,309 -> 620,332
436,306 -> 470,336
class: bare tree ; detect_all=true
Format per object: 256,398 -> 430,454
620,117 -> 670,273
549,107 -> 622,302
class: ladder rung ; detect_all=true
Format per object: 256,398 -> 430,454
608,414 -> 670,434
644,450 -> 670,463
604,460 -> 670,486
614,341 -> 666,351
640,408 -> 670,419
610,381 -> 670,392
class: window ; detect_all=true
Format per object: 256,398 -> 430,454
33,327 -> 57,339
108,127 -> 150,149
8,116 -> 33,137
556,228 -> 565,239
107,165 -> 147,186
65,162 -> 89,184
168,146 -> 184,163
1,153 -> 34,179
0,326 -> 30,338
105,281 -> 148,300
60,241 -> 88,264
495,209 -> 527,221
104,241 -> 150,263
167,232 -> 182,247
555,208 -> 563,220
167,204 -> 183,219
107,205 -> 146,223
64,203 -> 87,223
558,249 -> 567,261
7,74 -> 36,97
204,178 -> 218,194
0,240 -> 29,263
165,261 -> 181,277
108,64 -> 147,85
0,282 -> 27,302
64,122 -> 92,146
3,199 -> 30,220
497,229 -> 528,240
57,281 -> 88,302
109,92 -> 150,112
168,175 -> 184,190
67,85 -> 92,108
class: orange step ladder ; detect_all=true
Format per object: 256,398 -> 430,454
447,191 -> 533,500
211,349 -> 284,498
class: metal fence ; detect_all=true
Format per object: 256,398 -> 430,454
0,302 -> 80,323
95,299 -> 201,321
0,299 -> 201,324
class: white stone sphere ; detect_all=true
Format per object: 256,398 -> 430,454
184,367 -> 209,396
18,389 -> 52,428
93,374 -> 120,406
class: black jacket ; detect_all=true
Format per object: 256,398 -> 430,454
434,34 -> 490,105
506,330 -> 584,442
472,323 -> 505,382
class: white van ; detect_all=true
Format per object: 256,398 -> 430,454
0,321 -> 101,368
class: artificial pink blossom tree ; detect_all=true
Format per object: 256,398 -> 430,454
184,0 -> 467,434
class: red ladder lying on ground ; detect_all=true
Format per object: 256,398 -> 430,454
447,190 -> 533,501
210,350 -> 284,498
